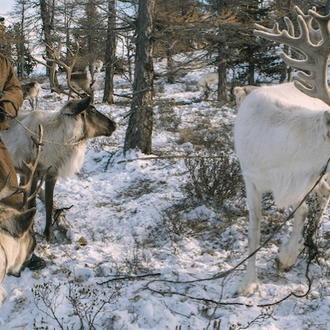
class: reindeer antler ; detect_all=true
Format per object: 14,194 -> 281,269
0,125 -> 48,209
254,6 -> 330,106
43,41 -> 84,99
19,125 -> 45,207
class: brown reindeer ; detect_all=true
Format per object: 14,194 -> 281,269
1,97 -> 116,242
0,196 -> 37,306
0,128 -> 45,306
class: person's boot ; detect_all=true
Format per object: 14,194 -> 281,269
22,253 -> 46,271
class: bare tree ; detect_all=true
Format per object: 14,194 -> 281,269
0,18 -> 13,59
215,0 -> 228,104
39,0 -> 57,82
124,0 -> 155,155
103,0 -> 117,104
16,0 -> 26,79
154,0 -> 205,84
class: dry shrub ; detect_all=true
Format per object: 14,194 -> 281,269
178,128 -> 201,145
155,99 -> 181,132
183,127 -> 244,209
185,150 -> 243,208
178,126 -> 224,149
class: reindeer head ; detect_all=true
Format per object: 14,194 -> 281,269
0,206 -> 36,277
61,97 -> 117,138
0,175 -> 38,279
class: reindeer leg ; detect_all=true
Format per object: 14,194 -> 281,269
236,178 -> 262,296
276,201 -> 308,271
44,175 -> 57,243
313,177 -> 330,230
307,177 -> 330,253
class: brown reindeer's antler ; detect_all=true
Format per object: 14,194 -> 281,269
0,125 -> 47,209
16,124 -> 51,209
254,6 -> 330,106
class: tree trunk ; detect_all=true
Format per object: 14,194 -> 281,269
125,33 -> 134,83
166,43 -> 175,84
247,61 -> 255,85
217,58 -> 227,103
216,0 -> 228,104
18,2 -> 25,79
124,0 -> 155,155
103,0 -> 117,104
39,0 -> 55,83
325,0 -> 330,14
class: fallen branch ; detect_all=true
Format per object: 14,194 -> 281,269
96,272 -> 161,285
117,155 -> 228,164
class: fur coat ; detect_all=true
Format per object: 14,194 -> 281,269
0,53 -> 23,131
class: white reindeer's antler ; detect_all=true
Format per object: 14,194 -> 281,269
254,6 -> 330,106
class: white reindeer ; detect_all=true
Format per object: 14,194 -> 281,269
21,81 -> 41,110
234,6 -> 330,296
198,72 -> 218,92
1,96 -> 116,242
91,59 -> 103,74
233,85 -> 259,108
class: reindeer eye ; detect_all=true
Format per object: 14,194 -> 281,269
89,106 -> 97,114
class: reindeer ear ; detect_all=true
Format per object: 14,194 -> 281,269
62,97 -> 92,116
0,208 -> 35,238
14,208 -> 36,237
73,97 -> 92,115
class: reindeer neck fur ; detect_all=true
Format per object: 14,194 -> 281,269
6,109 -> 88,180
235,83 -> 330,207
39,110 -> 87,179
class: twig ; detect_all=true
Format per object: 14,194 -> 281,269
96,272 -> 161,285
117,155 -> 229,164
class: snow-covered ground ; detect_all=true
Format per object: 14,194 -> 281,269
1,66 -> 330,330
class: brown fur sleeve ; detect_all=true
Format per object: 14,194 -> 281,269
0,53 -> 23,121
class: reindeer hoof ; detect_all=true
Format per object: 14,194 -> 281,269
275,257 -> 293,272
7,270 -> 21,277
